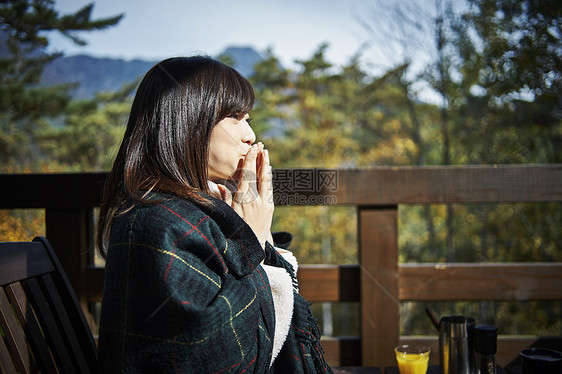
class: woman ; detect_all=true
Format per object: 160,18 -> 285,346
97,56 -> 332,373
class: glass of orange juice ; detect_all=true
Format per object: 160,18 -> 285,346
394,345 -> 431,374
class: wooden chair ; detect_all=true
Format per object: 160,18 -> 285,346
0,236 -> 97,373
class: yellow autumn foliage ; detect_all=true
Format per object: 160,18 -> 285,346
0,210 -> 45,241
364,136 -> 418,165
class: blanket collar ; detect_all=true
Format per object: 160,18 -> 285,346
145,191 -> 265,278
198,195 -> 265,278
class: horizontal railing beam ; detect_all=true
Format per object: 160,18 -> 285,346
87,263 -> 562,303
297,265 -> 360,302
0,173 -> 106,209
330,164 -> 562,205
399,263 -> 562,301
2,164 -> 561,208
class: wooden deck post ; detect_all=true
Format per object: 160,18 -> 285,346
45,208 -> 95,303
359,206 -> 400,367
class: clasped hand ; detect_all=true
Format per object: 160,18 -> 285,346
215,142 -> 274,249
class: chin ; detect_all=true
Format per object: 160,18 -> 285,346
211,169 -> 239,183
210,160 -> 244,184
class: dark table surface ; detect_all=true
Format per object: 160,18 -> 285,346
333,365 -> 509,374
333,368 -> 382,374
332,337 -> 562,374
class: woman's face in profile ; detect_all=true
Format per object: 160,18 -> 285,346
207,113 -> 256,182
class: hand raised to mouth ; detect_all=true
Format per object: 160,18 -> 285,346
215,142 -> 274,249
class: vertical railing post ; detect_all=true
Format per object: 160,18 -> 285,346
45,208 -> 95,305
359,205 -> 400,367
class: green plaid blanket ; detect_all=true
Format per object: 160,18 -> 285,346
98,192 -> 332,373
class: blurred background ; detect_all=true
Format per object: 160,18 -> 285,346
1,0 -> 560,340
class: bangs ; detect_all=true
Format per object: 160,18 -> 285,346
216,65 -> 255,119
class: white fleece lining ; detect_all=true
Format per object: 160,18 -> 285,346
275,247 -> 298,275
262,264 -> 294,366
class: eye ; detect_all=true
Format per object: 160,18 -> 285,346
246,117 -> 253,124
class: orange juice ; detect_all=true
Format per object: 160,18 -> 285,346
395,352 -> 430,374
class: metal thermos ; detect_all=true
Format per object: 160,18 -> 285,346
439,315 -> 476,374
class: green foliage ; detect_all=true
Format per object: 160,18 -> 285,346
400,203 -> 562,264
36,88 -> 132,171
0,0 -> 123,171
424,0 -> 562,164
272,206 -> 358,265
248,48 -> 291,137
217,53 -> 234,67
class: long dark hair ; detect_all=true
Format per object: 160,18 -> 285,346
97,56 -> 254,255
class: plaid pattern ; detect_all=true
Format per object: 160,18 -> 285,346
98,192 -> 332,373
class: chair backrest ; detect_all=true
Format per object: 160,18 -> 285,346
0,236 -> 97,374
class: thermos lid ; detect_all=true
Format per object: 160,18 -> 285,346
475,324 -> 498,355
439,315 -> 475,338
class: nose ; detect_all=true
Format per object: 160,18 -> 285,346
242,120 -> 256,145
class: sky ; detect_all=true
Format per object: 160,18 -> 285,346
47,0 -> 468,103
49,0 -> 379,69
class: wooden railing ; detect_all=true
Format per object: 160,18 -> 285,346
1,164 -> 562,368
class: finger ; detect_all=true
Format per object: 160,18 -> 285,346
259,149 -> 272,200
216,184 -> 232,206
236,144 -> 258,203
255,142 -> 263,178
254,142 -> 264,178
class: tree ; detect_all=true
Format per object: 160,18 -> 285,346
0,0 -> 123,170
249,47 -> 291,138
0,1 -> 124,242
36,82 -> 135,171
436,0 -> 562,163
250,45 -> 361,270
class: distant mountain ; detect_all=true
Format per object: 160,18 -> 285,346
219,46 -> 264,77
39,46 -> 265,99
41,55 -> 154,99
0,27 -> 266,99
1,35 -> 284,132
